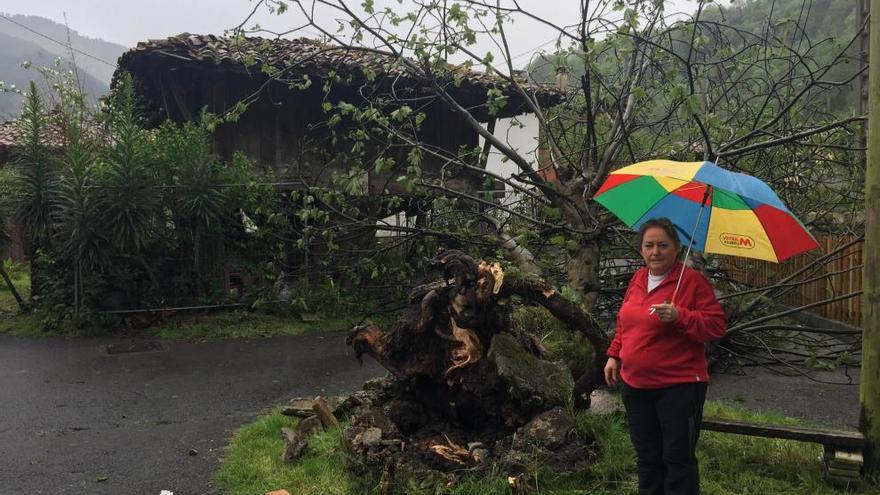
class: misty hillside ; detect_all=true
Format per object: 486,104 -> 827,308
0,14 -> 127,119
526,0 -> 858,101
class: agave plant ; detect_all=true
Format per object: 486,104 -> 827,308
96,74 -> 159,255
13,82 -> 57,256
52,118 -> 107,273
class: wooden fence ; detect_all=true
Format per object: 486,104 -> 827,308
719,235 -> 863,327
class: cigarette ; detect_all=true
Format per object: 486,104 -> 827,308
648,307 -> 657,315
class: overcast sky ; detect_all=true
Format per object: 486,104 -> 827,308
0,0 -> 699,61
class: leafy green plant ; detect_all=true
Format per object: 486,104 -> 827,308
97,73 -> 158,255
12,82 -> 56,273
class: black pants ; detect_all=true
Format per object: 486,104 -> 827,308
621,382 -> 708,495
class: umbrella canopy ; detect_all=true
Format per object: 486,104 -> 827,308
593,159 -> 819,263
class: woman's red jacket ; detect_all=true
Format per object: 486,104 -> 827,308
607,262 -> 727,389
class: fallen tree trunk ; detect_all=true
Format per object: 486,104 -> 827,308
339,250 -> 612,486
347,250 -> 609,426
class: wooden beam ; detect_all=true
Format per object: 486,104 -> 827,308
701,418 -> 865,449
163,71 -> 193,121
862,0 -> 880,475
312,396 -> 340,428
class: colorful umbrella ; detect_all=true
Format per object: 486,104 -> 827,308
593,159 -> 819,263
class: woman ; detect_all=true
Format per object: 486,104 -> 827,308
604,217 -> 726,495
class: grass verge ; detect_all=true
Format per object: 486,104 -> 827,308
0,261 -> 38,336
0,308 -> 363,340
215,409 -> 354,495
216,402 -> 879,495
153,311 -> 355,340
0,260 -> 30,312
0,264 -> 376,339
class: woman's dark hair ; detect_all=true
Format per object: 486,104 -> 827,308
638,218 -> 682,250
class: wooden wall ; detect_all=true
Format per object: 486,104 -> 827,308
150,64 -> 486,195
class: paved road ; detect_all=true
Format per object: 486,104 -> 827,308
708,365 -> 861,430
0,332 -> 383,495
0,332 -> 861,495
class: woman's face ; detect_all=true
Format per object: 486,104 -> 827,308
641,227 -> 679,275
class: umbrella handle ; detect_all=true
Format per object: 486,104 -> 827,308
671,185 -> 711,306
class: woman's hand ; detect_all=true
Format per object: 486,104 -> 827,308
649,302 -> 679,323
604,357 -> 621,386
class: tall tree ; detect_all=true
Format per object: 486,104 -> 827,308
241,0 -> 863,315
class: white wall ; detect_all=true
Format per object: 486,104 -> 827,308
376,113 -> 542,237
481,113 -> 540,191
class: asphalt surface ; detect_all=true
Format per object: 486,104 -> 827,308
0,332 -> 383,495
0,332 -> 862,494
708,364 -> 861,430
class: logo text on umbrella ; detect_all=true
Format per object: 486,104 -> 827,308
719,233 -> 755,249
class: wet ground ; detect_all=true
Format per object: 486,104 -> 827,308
0,331 -> 861,494
708,364 -> 861,429
0,332 -> 382,494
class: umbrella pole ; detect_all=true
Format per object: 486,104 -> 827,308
671,186 -> 711,305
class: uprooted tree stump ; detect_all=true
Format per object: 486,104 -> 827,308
341,250 -> 610,489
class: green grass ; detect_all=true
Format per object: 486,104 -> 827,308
0,311 -> 41,336
0,260 -> 30,314
0,262 -> 365,339
153,310 -> 354,340
698,402 -> 872,495
0,261 -> 39,336
0,308 -> 359,340
216,402 -> 880,495
215,409 -> 355,495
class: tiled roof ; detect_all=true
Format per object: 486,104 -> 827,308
0,120 -> 23,149
0,119 -> 67,150
116,33 -> 563,118
0,114 -> 105,155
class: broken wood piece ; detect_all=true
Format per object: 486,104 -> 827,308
507,474 -> 531,494
281,415 -> 323,461
282,396 -> 342,417
430,435 -> 471,465
282,397 -> 319,417
378,461 -> 393,495
444,319 -> 483,378
476,261 -> 504,296
312,396 -> 340,428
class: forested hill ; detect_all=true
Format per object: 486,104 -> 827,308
526,0 -> 858,95
705,0 -> 857,44
0,14 -> 126,119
